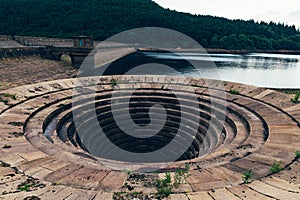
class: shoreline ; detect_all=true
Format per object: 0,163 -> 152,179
206,48 -> 300,55
138,48 -> 300,55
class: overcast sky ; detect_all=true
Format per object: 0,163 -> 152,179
153,0 -> 300,28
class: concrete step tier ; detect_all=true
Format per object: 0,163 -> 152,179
0,75 -> 299,199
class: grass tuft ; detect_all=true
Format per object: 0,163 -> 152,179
242,170 -> 253,184
291,92 -> 300,104
229,88 -> 240,95
156,164 -> 191,196
2,93 -> 17,100
295,150 -> 300,159
270,161 -> 284,174
18,183 -> 32,191
110,78 -> 120,86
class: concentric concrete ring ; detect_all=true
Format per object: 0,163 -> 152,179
0,75 -> 299,199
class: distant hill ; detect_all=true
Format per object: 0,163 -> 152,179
1,0 -> 300,50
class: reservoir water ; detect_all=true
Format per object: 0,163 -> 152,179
140,52 -> 300,88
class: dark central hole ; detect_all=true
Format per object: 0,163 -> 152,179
46,88 -> 210,163
96,90 -> 180,154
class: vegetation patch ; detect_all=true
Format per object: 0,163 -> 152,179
229,88 -> 240,95
119,164 -> 191,198
110,78 -> 120,85
0,0 -> 300,50
19,183 -> 33,191
1,93 -> 17,100
291,92 -> 300,104
122,173 -> 156,191
17,177 -> 46,192
156,164 -> 191,196
156,172 -> 172,196
0,96 -> 8,104
295,150 -> 300,159
113,191 -> 160,200
242,170 -> 253,184
270,161 -> 284,174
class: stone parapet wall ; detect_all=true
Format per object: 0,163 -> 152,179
14,36 -> 73,47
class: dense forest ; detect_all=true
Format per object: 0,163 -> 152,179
0,0 -> 300,50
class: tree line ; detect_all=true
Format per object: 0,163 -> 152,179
0,0 -> 299,50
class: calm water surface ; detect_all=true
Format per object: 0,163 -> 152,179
142,52 -> 300,88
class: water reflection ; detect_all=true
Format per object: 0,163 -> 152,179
142,52 -> 300,88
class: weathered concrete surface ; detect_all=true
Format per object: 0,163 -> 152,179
0,75 -> 299,199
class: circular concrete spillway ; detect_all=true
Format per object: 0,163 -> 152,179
1,75 -> 300,197
34,75 -> 269,165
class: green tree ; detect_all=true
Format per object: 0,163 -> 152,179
0,0 -> 299,50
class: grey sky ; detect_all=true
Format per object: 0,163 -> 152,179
152,0 -> 300,28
